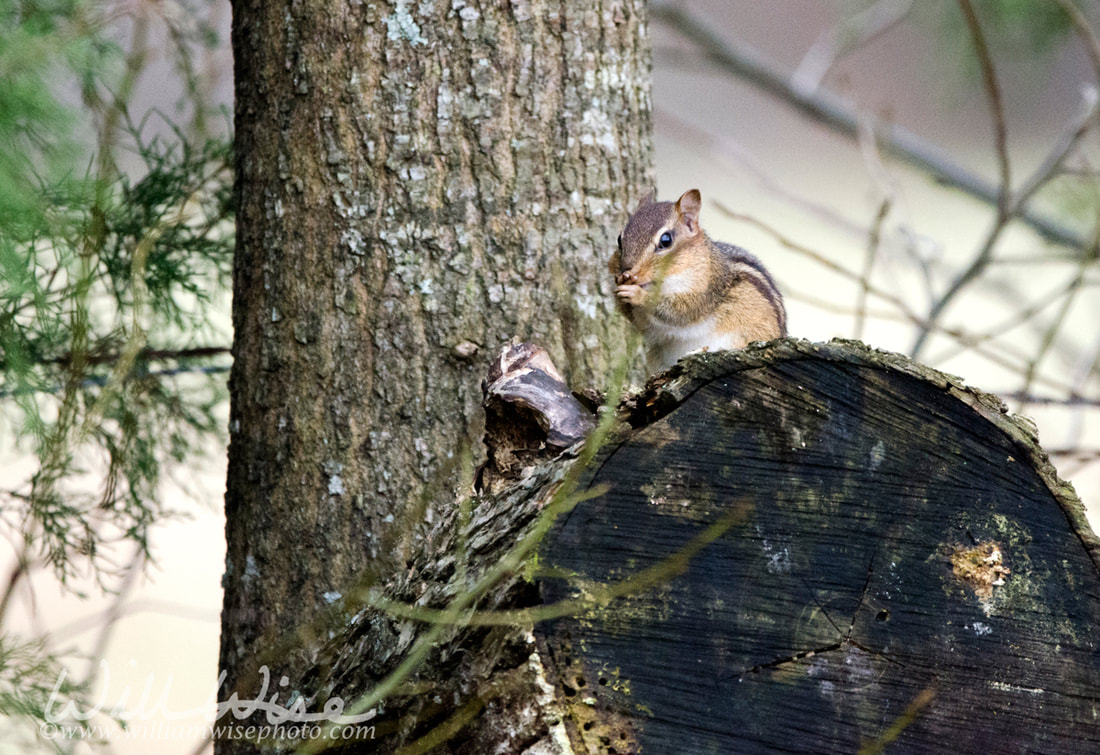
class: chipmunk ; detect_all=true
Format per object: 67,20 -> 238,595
609,189 -> 787,371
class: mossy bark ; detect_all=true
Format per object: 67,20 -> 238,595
219,1 -> 652,752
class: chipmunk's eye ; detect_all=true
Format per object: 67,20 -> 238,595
657,231 -> 673,250
617,234 -> 623,252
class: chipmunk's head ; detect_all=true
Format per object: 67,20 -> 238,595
609,189 -> 704,285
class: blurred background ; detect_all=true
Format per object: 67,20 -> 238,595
2,1 -> 1098,752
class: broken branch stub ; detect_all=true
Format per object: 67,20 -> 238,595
538,338 -> 1100,753
480,340 -> 596,494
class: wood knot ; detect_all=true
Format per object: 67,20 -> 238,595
950,541 -> 1010,600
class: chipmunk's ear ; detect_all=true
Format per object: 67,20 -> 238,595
634,190 -> 657,212
676,189 -> 702,235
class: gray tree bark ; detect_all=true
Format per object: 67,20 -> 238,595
219,1 -> 652,752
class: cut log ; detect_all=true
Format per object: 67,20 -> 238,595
306,339 -> 1099,754
538,339 -> 1100,754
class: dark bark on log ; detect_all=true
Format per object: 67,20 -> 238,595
306,339 -> 1099,754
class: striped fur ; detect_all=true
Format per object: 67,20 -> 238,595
610,189 -> 787,370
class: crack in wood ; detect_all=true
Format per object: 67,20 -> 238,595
739,641 -> 843,679
801,578 -> 845,636
846,560 -> 877,641
733,634 -> 904,685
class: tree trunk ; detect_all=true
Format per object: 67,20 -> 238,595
219,1 -> 652,751
303,339 -> 1100,753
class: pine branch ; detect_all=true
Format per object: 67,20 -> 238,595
30,345 -> 232,369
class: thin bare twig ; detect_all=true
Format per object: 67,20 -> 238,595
856,200 -> 891,341
716,206 -> 1086,395
653,107 -> 870,239
853,108 -> 900,341
83,544 -> 147,688
786,290 -> 905,322
0,545 -> 32,629
928,274 -> 1092,363
958,0 -> 1011,212
911,0 -> 1012,357
714,204 -> 922,321
999,394 -> 1100,408
1065,332 -> 1100,446
1016,226 -> 1100,414
1014,86 -> 1099,209
1047,448 -> 1100,460
649,2 -> 1085,248
50,596 -> 219,642
913,3 -> 1100,357
1054,0 -> 1100,77
792,0 -> 914,95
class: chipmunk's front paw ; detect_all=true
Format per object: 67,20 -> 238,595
615,283 -> 649,308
